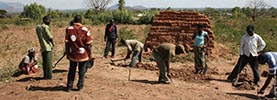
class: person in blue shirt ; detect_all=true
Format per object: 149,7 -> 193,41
192,24 -> 210,74
258,52 -> 277,98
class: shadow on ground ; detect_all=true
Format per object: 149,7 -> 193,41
131,79 -> 164,85
53,69 -> 68,73
227,93 -> 265,99
16,77 -> 45,82
28,85 -> 65,91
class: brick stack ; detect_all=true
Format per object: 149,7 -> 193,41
144,10 -> 215,55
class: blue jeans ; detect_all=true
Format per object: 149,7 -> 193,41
129,50 -> 142,67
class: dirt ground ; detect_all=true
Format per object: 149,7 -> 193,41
0,25 -> 271,100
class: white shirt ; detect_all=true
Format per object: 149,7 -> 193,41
125,40 -> 144,52
240,33 -> 266,56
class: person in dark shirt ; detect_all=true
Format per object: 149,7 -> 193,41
104,19 -> 117,58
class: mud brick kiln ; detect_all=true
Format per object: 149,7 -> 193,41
144,10 -> 215,55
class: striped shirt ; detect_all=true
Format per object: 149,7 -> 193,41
265,52 -> 277,74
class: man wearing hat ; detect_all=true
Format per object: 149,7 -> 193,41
152,43 -> 185,84
18,48 -> 38,75
64,15 -> 92,91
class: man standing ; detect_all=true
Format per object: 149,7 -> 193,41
64,15 -> 92,91
258,52 -> 277,98
36,16 -> 54,79
152,43 -> 185,84
192,24 -> 210,74
227,25 -> 266,86
120,39 -> 144,67
104,19 -> 117,58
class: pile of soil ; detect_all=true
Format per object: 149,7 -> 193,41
114,62 -> 220,82
233,72 -> 256,90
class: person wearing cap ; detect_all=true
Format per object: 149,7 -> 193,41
257,52 -> 277,98
192,24 -> 210,74
64,15 -> 92,91
152,43 -> 185,84
104,19 -> 117,58
18,48 -> 38,75
120,39 -> 144,67
36,16 -> 54,79
227,25 -> 266,86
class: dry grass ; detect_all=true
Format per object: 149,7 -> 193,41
0,23 -> 149,81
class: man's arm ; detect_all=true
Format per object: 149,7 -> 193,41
205,33 -> 211,47
115,25 -> 118,39
258,74 -> 274,94
104,25 -> 109,41
45,26 -> 54,47
85,43 -> 92,59
258,35 -> 266,52
239,35 -> 245,55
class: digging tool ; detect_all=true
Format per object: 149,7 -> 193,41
111,58 -> 126,63
53,54 -> 66,68
257,89 -> 262,100
110,58 -> 126,65
167,73 -> 174,84
126,60 -> 131,81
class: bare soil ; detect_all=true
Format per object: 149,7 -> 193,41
0,25 -> 270,100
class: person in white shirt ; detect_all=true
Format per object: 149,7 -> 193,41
227,25 -> 266,86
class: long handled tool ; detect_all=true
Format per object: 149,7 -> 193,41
53,54 -> 66,68
110,58 -> 126,65
111,58 -> 126,63
126,60 -> 131,81
167,72 -> 174,84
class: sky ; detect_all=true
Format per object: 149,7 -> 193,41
1,0 -> 277,10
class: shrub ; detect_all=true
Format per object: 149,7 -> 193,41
118,26 -> 136,45
91,11 -> 113,25
137,9 -> 159,24
112,10 -> 134,24
20,3 -> 46,19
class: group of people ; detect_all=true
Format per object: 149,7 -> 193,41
226,25 -> 277,98
17,15 -> 277,98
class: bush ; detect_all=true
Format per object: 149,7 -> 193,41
112,10 -> 134,24
91,11 -> 113,25
47,9 -> 62,18
20,3 -> 46,19
118,26 -> 136,45
137,9 -> 159,24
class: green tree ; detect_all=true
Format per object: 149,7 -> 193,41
268,7 -> 277,17
0,9 -> 7,16
137,9 -> 159,24
112,10 -> 134,24
118,0 -> 125,11
85,9 -> 96,18
231,7 -> 241,18
47,8 -> 61,18
241,7 -> 252,17
20,3 -> 46,19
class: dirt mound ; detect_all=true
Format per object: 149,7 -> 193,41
114,62 -> 219,82
232,72 -> 256,90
